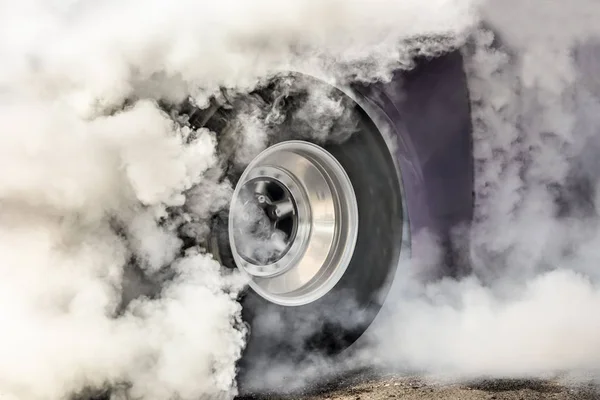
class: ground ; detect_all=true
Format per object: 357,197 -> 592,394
238,376 -> 600,400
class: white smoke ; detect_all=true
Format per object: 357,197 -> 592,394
367,0 -> 600,383
7,0 -> 600,397
0,99 -> 248,400
243,0 -> 600,391
0,0 -> 479,399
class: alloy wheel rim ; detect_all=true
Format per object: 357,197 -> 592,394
229,140 -> 359,306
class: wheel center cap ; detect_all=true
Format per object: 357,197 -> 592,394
231,178 -> 298,268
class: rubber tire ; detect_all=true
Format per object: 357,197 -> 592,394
236,96 -> 405,389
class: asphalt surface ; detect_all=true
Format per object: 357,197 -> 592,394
237,376 -> 600,400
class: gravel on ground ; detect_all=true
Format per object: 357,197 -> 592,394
238,376 -> 600,400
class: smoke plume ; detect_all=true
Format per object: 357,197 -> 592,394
366,0 -> 600,383
232,0 -> 600,393
8,0 -> 600,397
0,0 -> 478,399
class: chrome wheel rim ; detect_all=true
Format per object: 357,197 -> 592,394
229,140 -> 359,306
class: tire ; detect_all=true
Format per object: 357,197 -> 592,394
236,99 -> 405,365
207,50 -> 474,393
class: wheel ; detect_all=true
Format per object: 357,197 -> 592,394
232,108 -> 404,351
204,50 -> 474,392
199,73 -> 405,386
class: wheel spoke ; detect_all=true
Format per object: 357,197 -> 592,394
271,198 -> 294,219
254,180 -> 268,196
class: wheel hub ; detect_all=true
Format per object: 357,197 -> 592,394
234,177 -> 298,271
229,141 -> 359,306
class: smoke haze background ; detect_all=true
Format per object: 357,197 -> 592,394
240,0 -> 600,393
3,0 -> 600,398
0,0 -> 478,399
365,0 -> 600,383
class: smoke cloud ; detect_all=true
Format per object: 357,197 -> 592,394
0,0 -> 479,399
9,0 -> 600,397
231,0 -> 600,394
365,0 -> 600,383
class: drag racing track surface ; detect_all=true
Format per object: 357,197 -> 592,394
236,374 -> 600,400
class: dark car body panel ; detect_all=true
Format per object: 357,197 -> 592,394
357,50 -> 474,277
